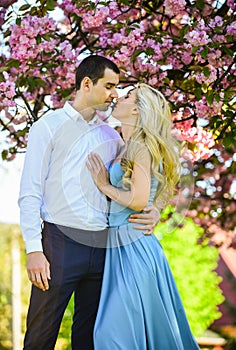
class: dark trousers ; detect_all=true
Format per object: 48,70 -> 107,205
23,222 -> 106,350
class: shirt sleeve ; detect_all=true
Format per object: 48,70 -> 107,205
18,119 -> 53,253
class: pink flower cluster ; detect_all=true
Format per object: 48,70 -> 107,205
163,0 -> 187,16
172,108 -> 194,131
100,26 -> 145,67
195,97 -> 223,118
185,29 -> 210,46
58,0 -> 86,17
172,107 -> 215,161
226,21 -> 236,36
0,8 -> 6,27
82,7 -> 110,29
173,126 -> 215,162
9,14 -> 57,61
195,66 -> 217,84
0,72 -> 16,108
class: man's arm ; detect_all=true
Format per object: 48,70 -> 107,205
19,120 -> 52,290
128,205 -> 160,235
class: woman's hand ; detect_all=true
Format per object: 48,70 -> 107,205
86,152 -> 110,191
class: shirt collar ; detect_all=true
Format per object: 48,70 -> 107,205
63,101 -> 99,125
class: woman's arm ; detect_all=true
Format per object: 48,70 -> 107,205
86,150 -> 152,212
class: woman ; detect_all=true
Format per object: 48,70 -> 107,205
87,83 -> 199,349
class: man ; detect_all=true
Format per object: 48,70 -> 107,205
19,55 -> 158,350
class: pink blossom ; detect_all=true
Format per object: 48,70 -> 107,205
0,72 -> 16,108
58,0 -> 79,15
107,33 -> 123,46
181,50 -> 192,65
209,16 -> 224,28
161,36 -> 173,49
50,93 -> 64,109
9,15 -> 57,61
226,22 -> 236,36
195,98 -> 223,118
82,7 -> 109,29
227,0 -> 235,9
114,51 -> 131,67
185,29 -> 210,46
167,57 -> 183,69
213,34 -> 226,43
172,108 -> 194,131
195,66 -> 217,84
163,0 -> 186,16
0,8 -> 6,27
108,1 -> 122,18
207,49 -> 221,66
12,112 -> 27,125
173,125 -> 215,161
0,0 -> 17,7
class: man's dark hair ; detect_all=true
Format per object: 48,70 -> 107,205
75,55 -> 120,90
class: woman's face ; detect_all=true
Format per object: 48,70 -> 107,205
112,88 -> 137,121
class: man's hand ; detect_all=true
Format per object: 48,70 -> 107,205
27,252 -> 51,291
128,205 -> 160,235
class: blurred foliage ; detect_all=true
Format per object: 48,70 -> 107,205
0,223 -> 73,349
154,205 -> 224,336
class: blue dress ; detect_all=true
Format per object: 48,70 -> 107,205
94,162 -> 199,349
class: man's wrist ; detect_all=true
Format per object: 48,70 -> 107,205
26,240 -> 43,254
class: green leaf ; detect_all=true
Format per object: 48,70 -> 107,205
192,46 -> 199,54
0,66 -> 8,74
194,88 -> 202,100
3,28 -> 11,38
19,4 -> 31,11
181,26 -> 189,37
46,0 -> 55,11
200,47 -> 208,60
215,94 -> 221,102
36,35 -> 41,45
1,150 -> 8,161
146,47 -> 155,56
16,18 -> 21,26
206,91 -> 214,105
196,0 -> 205,10
132,48 -> 143,59
119,0 -> 130,5
222,46 -> 233,56
223,134 -> 233,148
7,59 -> 21,69
26,77 -> 46,90
42,34 -> 51,41
203,67 -> 210,77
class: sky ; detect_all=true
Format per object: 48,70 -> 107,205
0,151 -> 24,224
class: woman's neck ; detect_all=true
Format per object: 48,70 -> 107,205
121,122 -> 135,143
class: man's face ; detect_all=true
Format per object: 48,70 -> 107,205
88,68 -> 119,112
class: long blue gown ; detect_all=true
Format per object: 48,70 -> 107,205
94,162 -> 200,349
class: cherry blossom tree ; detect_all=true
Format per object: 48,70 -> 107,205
0,0 -> 235,244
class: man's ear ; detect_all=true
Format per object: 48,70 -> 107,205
81,77 -> 92,91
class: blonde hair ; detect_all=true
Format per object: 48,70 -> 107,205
121,83 -> 180,209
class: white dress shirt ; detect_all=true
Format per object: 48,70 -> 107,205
18,102 -> 123,253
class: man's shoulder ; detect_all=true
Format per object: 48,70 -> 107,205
97,120 -> 121,140
32,107 -> 66,131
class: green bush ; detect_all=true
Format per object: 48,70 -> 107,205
154,206 -> 224,336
